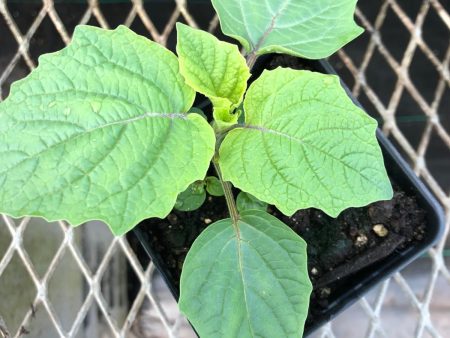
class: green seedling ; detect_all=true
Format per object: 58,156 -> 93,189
0,1 -> 392,336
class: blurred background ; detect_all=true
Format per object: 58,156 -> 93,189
0,0 -> 449,337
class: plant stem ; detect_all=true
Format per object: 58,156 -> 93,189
246,51 -> 257,69
215,123 -> 241,150
213,159 -> 239,225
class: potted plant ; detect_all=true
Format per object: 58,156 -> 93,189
133,57 -> 445,337
0,0 -> 444,337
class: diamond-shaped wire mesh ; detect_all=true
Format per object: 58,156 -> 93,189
0,0 -> 449,337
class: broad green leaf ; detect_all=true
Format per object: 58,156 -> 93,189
176,23 -> 250,128
219,68 -> 393,217
0,25 -> 215,236
236,191 -> 268,212
211,0 -> 364,59
205,176 -> 224,197
179,210 -> 312,338
175,181 -> 206,212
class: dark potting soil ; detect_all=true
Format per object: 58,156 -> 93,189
266,54 -> 316,71
138,182 -> 426,318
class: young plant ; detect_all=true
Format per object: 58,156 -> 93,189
0,0 -> 392,337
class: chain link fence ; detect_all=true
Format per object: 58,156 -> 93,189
0,0 -> 449,337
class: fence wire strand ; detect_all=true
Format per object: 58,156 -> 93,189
0,0 -> 449,337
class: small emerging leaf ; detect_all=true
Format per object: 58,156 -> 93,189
205,176 -> 224,197
0,25 -> 215,235
236,191 -> 268,212
212,0 -> 364,59
219,68 -> 393,217
179,210 -> 312,338
175,181 -> 207,212
176,23 -> 250,128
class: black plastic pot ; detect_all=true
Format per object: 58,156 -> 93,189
133,56 -> 445,336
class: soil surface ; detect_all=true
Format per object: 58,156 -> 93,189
267,54 -> 316,71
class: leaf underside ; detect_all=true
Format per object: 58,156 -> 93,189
211,0 -> 363,59
179,210 -> 312,338
219,68 -> 393,217
0,25 -> 215,235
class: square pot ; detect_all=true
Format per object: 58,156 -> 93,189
132,55 -> 445,336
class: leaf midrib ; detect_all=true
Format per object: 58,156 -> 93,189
234,219 -> 299,337
235,220 -> 256,338
0,112 -> 187,175
252,0 -> 290,51
241,124 -> 385,193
